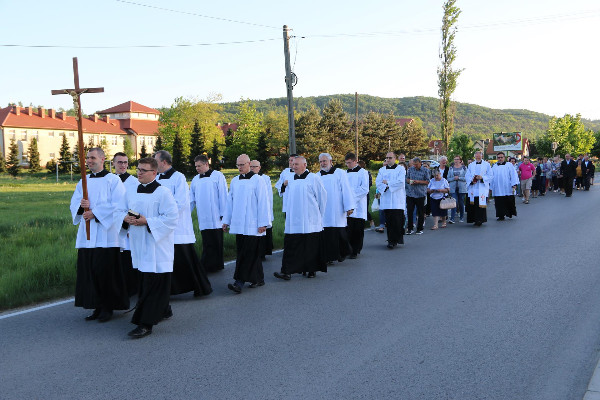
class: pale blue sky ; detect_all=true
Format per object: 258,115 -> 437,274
1,0 -> 598,120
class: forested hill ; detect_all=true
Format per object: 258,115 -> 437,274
220,95 -> 600,139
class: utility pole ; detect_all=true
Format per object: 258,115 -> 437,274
355,92 -> 359,158
283,25 -> 296,154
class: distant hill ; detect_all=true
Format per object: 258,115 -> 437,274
219,95 -> 600,140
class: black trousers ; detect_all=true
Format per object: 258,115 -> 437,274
384,209 -> 404,245
565,177 -> 574,196
132,272 -> 171,327
406,196 -> 425,232
346,217 -> 365,255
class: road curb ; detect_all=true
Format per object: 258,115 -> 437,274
584,357 -> 600,399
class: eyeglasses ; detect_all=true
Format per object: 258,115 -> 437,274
249,165 -> 260,168
236,163 -> 248,167
136,167 -> 155,173
115,161 -> 128,164
385,157 -> 394,159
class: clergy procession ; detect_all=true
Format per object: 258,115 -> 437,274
70,147 -> 594,339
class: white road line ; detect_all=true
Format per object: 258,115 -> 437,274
0,249 -> 288,320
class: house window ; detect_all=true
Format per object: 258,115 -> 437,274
140,137 -> 145,145
21,130 -> 27,141
149,137 -> 154,146
112,136 -> 118,145
49,131 -> 55,137
69,132 -> 75,137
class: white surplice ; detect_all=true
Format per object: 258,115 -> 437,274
320,167 -> 356,228
375,164 -> 406,210
465,161 -> 493,204
223,173 -> 270,237
157,168 -> 196,244
118,173 -> 140,251
284,171 -> 327,234
491,162 -> 519,196
70,172 -> 127,249
190,169 -> 228,230
346,166 -> 370,220
275,168 -> 295,213
260,173 -> 274,227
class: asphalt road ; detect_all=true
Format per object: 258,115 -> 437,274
2,187 -> 600,400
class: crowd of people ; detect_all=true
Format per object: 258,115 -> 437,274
70,147 -> 595,339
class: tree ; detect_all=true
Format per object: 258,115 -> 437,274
438,0 -> 463,148
122,137 -> 135,163
447,133 -> 475,163
295,106 -> 324,169
153,136 -> 163,153
319,99 -> 352,166
188,120 -> 206,175
58,134 -> 71,173
7,138 -> 20,176
0,151 -> 6,173
543,114 -> 595,156
171,133 -> 186,173
256,130 -> 270,172
230,100 -> 263,160
28,137 -> 41,173
359,112 -> 397,163
591,131 -> 600,158
400,119 -> 429,157
262,110 -> 289,169
139,142 -> 148,159
209,138 -> 221,171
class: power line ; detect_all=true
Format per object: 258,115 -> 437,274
0,38 -> 280,49
115,0 -> 279,30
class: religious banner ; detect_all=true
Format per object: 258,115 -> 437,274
493,132 -> 522,151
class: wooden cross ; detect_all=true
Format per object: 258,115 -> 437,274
51,57 -> 104,240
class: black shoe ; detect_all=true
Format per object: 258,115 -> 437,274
227,283 -> 242,294
307,272 -> 316,278
497,217 -> 505,221
85,309 -> 101,321
387,243 -> 397,249
337,256 -> 346,263
163,305 -> 173,320
248,281 -> 265,288
273,272 -> 291,281
128,325 -> 152,339
474,221 -> 482,227
349,254 -> 358,259
97,309 -> 113,323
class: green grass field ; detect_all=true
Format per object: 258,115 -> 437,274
0,169 -> 378,311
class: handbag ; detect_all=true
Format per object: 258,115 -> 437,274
440,195 -> 457,210
371,197 -> 379,211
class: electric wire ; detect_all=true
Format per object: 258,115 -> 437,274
0,38 -> 280,49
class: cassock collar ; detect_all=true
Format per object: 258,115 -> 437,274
90,169 -> 109,178
476,161 -> 482,164
239,171 -> 255,180
497,162 -> 506,165
289,168 -> 294,173
118,172 -> 131,182
137,180 -> 160,193
159,167 -> 176,180
199,169 -> 213,178
386,164 -> 397,169
320,166 -> 337,176
258,171 -> 264,176
347,165 -> 362,173
294,170 -> 310,180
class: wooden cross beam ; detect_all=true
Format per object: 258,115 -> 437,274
51,57 -> 104,240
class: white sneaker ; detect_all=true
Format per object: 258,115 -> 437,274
459,219 -> 464,223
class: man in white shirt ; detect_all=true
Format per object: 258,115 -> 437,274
344,153 -> 369,259
375,152 -> 406,249
250,160 -> 274,259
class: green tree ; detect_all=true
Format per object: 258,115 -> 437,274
209,138 -> 222,171
400,119 -> 429,157
438,0 -> 463,148
591,131 -> 600,158
153,136 -> 163,153
319,99 -> 352,166
359,112 -> 393,163
447,133 -> 475,163
58,135 -> 71,173
189,120 -> 206,175
295,106 -> 324,169
263,110 -> 289,169
28,137 -> 41,173
0,151 -> 6,173
231,100 -> 263,159
545,114 -> 596,156
171,133 -> 186,173
139,142 -> 148,159
256,130 -> 270,172
223,131 -> 234,168
123,137 -> 135,163
7,138 -> 20,176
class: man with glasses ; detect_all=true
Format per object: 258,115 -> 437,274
113,152 -> 140,297
70,147 -> 129,323
344,153 -> 369,259
491,152 -> 519,221
250,160 -> 274,260
223,154 -> 270,293
375,152 -> 406,249
122,157 -> 178,338
405,157 -> 430,235
465,151 -> 493,226
190,154 -> 228,272
154,150 -> 212,298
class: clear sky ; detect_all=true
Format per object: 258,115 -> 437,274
1,0 -> 598,121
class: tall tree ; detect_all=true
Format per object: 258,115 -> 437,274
209,138 -> 222,171
447,133 -> 475,163
28,137 -> 41,173
319,99 -> 352,165
0,151 -> 6,173
400,119 -> 429,157
189,120 -> 206,175
295,106 -> 324,169
359,112 -> 388,163
153,136 -> 163,153
438,0 -> 463,149
543,114 -> 596,156
58,134 -> 71,173
123,137 -> 135,163
7,138 -> 20,176
591,131 -> 600,158
256,130 -> 270,172
232,100 -> 263,159
139,142 -> 148,159
263,110 -> 290,169
171,133 -> 186,173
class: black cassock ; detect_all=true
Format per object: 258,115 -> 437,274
171,244 -> 213,297
281,232 -> 327,275
494,196 -> 517,218
466,197 -> 488,224
200,228 -> 225,272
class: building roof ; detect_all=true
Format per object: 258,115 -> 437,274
122,119 -> 159,135
96,101 -> 160,115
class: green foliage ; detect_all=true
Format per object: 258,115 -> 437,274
189,121 -> 206,175
209,138 -> 222,171
263,110 -> 290,169
171,133 -> 186,173
359,112 -> 402,163
225,100 -> 263,161
7,138 -> 20,177
122,137 -> 135,163
153,136 -> 163,152
591,131 -> 600,158
139,142 -> 148,159
538,114 -> 596,157
28,138 -> 41,173
45,159 -> 57,174
58,135 -> 71,173
438,0 -> 463,147
399,119 -> 429,158
447,134 -> 475,163
256,130 -> 270,172
295,106 -> 324,169
319,99 -> 353,166
0,152 -> 6,173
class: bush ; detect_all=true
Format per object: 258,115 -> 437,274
369,160 -> 384,170
46,159 -> 58,174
